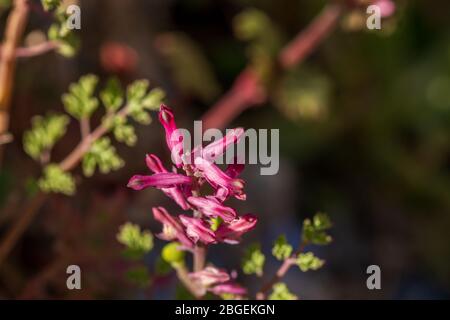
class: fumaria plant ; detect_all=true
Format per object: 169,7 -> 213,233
117,105 -> 332,300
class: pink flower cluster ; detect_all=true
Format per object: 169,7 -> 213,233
189,266 -> 247,297
127,105 -> 257,249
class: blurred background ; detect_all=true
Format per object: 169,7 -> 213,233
0,0 -> 449,299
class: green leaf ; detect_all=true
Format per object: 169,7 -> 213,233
113,120 -> 137,146
100,78 -> 124,112
62,74 -> 99,119
82,137 -> 124,177
296,252 -> 324,272
242,243 -> 265,276
272,235 -> 293,261
38,164 -> 75,196
117,222 -> 153,260
41,0 -> 61,11
210,217 -> 223,232
48,22 -> 80,58
142,88 -> 166,110
23,113 -> 69,161
268,283 -> 298,300
302,212 -> 333,245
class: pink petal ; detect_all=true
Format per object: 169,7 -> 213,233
187,196 -> 237,222
145,154 -> 190,210
210,282 -> 247,296
127,173 -> 192,191
158,105 -> 184,166
152,207 -> 193,248
189,267 -> 230,287
216,214 -> 258,244
179,215 -> 217,245
202,128 -> 244,162
194,157 -> 246,200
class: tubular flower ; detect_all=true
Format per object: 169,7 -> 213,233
187,196 -> 237,222
209,283 -> 247,296
189,267 -> 230,287
145,154 -> 190,210
201,128 -> 244,162
194,157 -> 246,200
216,214 -> 258,244
152,207 -> 193,248
159,104 -> 185,167
127,172 -> 192,191
128,104 -> 258,296
179,215 -> 217,245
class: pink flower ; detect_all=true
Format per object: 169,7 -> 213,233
179,215 -> 217,245
210,282 -> 247,296
159,105 -> 185,167
145,154 -> 190,210
216,214 -> 258,244
127,172 -> 192,191
187,196 -> 237,222
189,267 -> 230,287
201,128 -> 244,162
374,0 -> 396,18
152,207 -> 193,248
194,157 -> 246,200
215,163 -> 245,201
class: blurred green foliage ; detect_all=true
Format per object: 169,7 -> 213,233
272,234 -> 293,261
269,282 -> 297,300
117,222 -> 153,260
242,243 -> 265,276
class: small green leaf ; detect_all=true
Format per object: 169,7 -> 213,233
82,137 -> 124,177
142,88 -> 166,110
242,243 -> 265,276
117,222 -> 153,260
62,74 -> 99,119
296,252 -> 324,272
41,0 -> 61,11
272,235 -> 293,261
268,283 -> 297,300
302,212 -> 332,245
100,78 -> 124,112
23,113 -> 69,161
38,164 -> 75,196
48,22 -> 80,57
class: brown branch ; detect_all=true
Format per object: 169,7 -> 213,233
15,40 -> 58,58
0,107 -> 130,268
256,243 -> 306,300
0,191 -> 47,267
174,263 -> 204,299
193,245 -> 206,272
201,2 -> 343,131
0,0 -> 30,164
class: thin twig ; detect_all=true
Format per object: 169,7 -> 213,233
174,263 -> 204,299
0,0 -> 29,165
256,243 -> 306,300
202,2 -> 343,131
15,41 -> 58,58
0,106 -> 130,268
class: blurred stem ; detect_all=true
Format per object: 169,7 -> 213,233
0,0 -> 30,166
202,2 -> 343,130
0,105 -> 131,268
193,245 -> 206,272
174,263 -> 204,299
0,191 -> 47,268
80,117 -> 90,141
255,243 -> 306,300
15,41 -> 58,58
